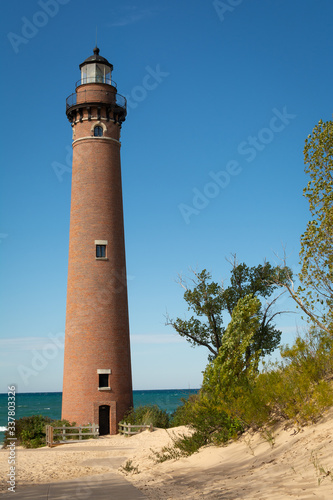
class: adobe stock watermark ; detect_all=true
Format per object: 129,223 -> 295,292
178,160 -> 242,225
213,0 -> 244,22
7,385 -> 17,493
52,145 -> 72,182
7,0 -> 72,54
178,106 -> 296,224
0,233 -> 8,243
124,65 -> 170,111
52,138 -> 93,182
17,332 -> 64,385
237,107 -> 296,162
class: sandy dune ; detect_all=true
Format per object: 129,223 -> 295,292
122,409 -> 333,499
0,409 -> 332,499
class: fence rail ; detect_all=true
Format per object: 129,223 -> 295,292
45,424 -> 99,447
118,422 -> 154,436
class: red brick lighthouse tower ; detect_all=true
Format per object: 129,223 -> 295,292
62,47 -> 133,435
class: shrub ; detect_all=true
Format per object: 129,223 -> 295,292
120,459 -> 139,474
170,394 -> 199,427
261,329 -> 333,424
151,430 -> 207,463
2,416 -> 91,448
3,415 -> 52,449
173,431 -> 208,454
169,326 -> 333,460
224,328 -> 333,428
121,405 -> 170,428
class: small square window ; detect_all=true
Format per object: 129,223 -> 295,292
96,245 -> 106,258
99,374 -> 109,388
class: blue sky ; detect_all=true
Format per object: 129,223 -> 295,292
0,0 -> 332,392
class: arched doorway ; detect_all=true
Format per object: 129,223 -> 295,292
99,405 -> 110,435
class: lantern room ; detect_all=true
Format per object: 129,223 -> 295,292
79,46 -> 114,86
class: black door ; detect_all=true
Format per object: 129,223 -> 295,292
99,405 -> 110,435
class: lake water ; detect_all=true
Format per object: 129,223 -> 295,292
0,389 -> 198,444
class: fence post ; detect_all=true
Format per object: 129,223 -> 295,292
128,424 -> 131,436
46,425 -> 53,447
149,423 -> 153,432
79,426 -> 82,440
62,425 -> 66,441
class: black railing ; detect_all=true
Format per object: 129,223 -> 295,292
76,77 -> 117,88
66,90 -> 127,112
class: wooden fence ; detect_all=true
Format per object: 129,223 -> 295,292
45,424 -> 99,447
118,422 -> 154,436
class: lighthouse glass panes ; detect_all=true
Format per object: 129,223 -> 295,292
81,63 -> 111,85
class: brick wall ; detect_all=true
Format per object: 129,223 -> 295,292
62,82 -> 133,433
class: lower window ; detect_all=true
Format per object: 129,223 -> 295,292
96,245 -> 106,258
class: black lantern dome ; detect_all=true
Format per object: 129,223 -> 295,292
79,46 -> 113,71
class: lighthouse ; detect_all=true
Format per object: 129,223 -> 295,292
61,48 -> 133,435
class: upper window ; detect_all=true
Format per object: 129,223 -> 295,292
99,373 -> 109,388
94,126 -> 103,137
95,240 -> 108,259
96,245 -> 106,258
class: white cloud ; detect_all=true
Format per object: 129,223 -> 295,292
0,333 -> 183,351
107,6 -> 161,27
0,335 -> 64,351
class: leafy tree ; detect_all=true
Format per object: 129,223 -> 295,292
166,269 -> 224,360
168,296 -> 262,443
202,294 -> 261,397
173,307 -> 333,444
166,260 -> 292,362
200,294 -> 264,430
300,119 -> 333,327
274,119 -> 333,333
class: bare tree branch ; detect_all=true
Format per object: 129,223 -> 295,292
273,248 -> 331,334
274,278 -> 330,334
165,315 -> 218,357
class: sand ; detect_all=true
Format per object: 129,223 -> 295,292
1,410 -> 332,499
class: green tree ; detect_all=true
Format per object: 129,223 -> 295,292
166,260 -> 292,362
275,119 -> 333,333
300,119 -> 333,328
202,294 -> 261,397
170,296 -> 263,443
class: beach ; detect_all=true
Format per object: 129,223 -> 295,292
0,409 -> 332,499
